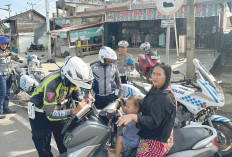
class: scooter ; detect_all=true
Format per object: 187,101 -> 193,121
28,42 -> 45,52
125,58 -> 232,156
58,99 -> 219,157
135,43 -> 160,83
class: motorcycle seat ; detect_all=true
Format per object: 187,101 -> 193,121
133,81 -> 151,94
167,127 -> 209,155
34,74 -> 44,83
15,67 -> 23,74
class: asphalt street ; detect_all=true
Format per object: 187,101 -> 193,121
1,47 -> 231,157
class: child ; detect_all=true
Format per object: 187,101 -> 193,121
108,95 -> 142,157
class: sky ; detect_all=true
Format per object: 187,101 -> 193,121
0,0 -> 57,20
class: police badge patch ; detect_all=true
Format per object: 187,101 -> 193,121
46,92 -> 55,102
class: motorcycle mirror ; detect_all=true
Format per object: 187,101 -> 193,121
154,50 -> 158,56
41,54 -> 45,57
173,69 -> 180,74
18,60 -> 23,63
25,52 -> 28,55
49,59 -> 56,63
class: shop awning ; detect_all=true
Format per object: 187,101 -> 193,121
50,22 -> 104,38
69,26 -> 103,42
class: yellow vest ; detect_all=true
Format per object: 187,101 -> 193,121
77,41 -> 82,48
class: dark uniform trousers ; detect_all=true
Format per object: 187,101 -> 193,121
29,111 -> 67,157
120,76 -> 127,84
94,93 -> 118,109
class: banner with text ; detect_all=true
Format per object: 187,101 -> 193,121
69,27 -> 103,42
106,4 -> 219,22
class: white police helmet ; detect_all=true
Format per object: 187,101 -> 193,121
61,56 -> 93,89
118,40 -> 129,48
99,46 -> 117,64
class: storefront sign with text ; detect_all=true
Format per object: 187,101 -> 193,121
106,4 -> 219,22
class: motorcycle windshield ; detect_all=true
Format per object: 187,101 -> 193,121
193,59 -> 222,93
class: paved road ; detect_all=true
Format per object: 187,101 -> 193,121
0,102 -> 59,157
3,48 -> 231,157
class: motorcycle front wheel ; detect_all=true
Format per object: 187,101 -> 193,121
11,81 -> 20,94
28,48 -> 33,52
213,121 -> 232,157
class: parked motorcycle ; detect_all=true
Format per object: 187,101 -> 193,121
125,58 -> 232,156
11,53 -> 47,96
135,42 -> 160,83
28,42 -> 45,52
57,98 -> 219,157
25,52 -> 45,68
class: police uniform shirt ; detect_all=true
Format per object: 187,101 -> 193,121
117,53 -> 135,74
30,71 -> 81,121
0,49 -> 11,74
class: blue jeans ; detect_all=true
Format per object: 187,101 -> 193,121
0,75 -> 11,111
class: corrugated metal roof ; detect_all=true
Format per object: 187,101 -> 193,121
3,9 -> 46,22
51,22 -> 104,33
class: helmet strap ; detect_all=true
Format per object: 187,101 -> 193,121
0,46 -> 7,51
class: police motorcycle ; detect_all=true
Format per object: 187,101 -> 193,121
58,94 -> 220,157
125,58 -> 232,156
11,53 -> 47,96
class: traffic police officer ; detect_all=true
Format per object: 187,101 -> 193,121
91,46 -> 121,109
29,56 -> 93,157
0,36 -> 17,119
117,40 -> 135,84
76,37 -> 83,58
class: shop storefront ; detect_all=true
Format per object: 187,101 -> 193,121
51,22 -> 104,57
105,3 -> 222,49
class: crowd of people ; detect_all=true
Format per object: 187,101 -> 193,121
0,35 -> 176,157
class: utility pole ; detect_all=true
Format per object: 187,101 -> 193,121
166,22 -> 170,64
186,0 -> 195,79
5,4 -> 11,17
27,2 -> 36,10
45,0 -> 51,59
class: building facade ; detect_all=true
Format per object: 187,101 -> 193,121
3,10 -> 50,53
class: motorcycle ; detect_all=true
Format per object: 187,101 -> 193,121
11,53 -> 46,96
58,99 -> 219,157
125,58 -> 232,156
28,42 -> 45,52
25,52 -> 45,68
135,42 -> 160,83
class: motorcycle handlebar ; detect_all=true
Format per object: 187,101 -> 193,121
48,70 -> 58,72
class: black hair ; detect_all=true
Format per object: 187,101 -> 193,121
153,62 -> 172,90
127,95 -> 143,109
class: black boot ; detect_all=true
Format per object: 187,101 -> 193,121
0,114 -> 5,119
